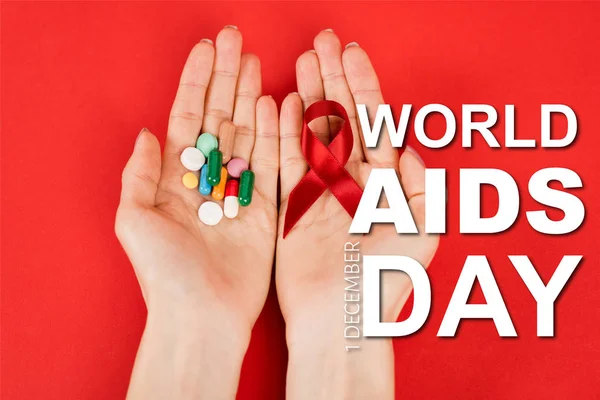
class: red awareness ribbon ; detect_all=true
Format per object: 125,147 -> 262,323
283,100 -> 363,238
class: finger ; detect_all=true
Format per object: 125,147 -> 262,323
296,50 -> 330,145
120,129 -> 162,209
313,30 -> 364,161
232,53 -> 261,162
202,26 -> 243,136
399,146 -> 426,230
251,96 -> 279,204
343,43 -> 398,169
279,93 -> 306,202
164,39 -> 214,162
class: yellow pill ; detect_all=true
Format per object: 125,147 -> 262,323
182,172 -> 199,189
211,167 -> 228,200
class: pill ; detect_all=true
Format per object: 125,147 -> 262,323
198,201 -> 223,226
211,167 -> 228,200
224,180 -> 239,218
180,147 -> 205,171
227,157 -> 248,178
218,120 -> 236,164
238,170 -> 255,207
207,149 -> 223,186
196,133 -> 218,157
182,172 -> 199,189
198,165 -> 212,195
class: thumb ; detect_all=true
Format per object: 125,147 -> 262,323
399,145 -> 426,231
119,128 -> 162,209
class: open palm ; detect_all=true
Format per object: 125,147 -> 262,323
276,30 -> 439,333
116,27 -> 278,337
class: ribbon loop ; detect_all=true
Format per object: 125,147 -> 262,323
283,100 -> 363,238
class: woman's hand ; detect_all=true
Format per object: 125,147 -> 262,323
115,27 -> 279,399
276,30 -> 439,399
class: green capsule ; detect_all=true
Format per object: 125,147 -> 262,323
238,170 -> 255,207
207,149 -> 223,186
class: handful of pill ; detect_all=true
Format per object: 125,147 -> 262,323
179,120 -> 255,226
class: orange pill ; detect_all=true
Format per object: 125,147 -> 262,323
182,172 -> 199,189
218,120 -> 236,164
211,167 -> 228,200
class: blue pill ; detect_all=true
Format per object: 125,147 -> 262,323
198,165 -> 212,195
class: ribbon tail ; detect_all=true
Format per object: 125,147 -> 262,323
283,173 -> 326,238
328,175 -> 363,218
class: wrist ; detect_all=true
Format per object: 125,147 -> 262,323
285,315 -> 395,400
127,304 -> 250,400
146,295 -> 253,350
146,314 -> 249,355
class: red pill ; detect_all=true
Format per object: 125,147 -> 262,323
225,180 -> 239,197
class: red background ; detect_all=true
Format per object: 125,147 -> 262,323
2,2 -> 599,399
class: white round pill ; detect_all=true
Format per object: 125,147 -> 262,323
180,147 -> 205,171
198,201 -> 223,226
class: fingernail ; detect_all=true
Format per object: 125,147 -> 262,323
406,145 -> 425,166
136,128 -> 148,147
290,91 -> 298,95
307,49 -> 316,53
200,38 -> 213,44
322,28 -> 333,33
345,42 -> 359,49
224,25 -> 238,30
